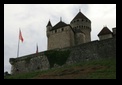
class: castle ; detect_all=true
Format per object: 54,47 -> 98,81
9,10 -> 116,74
47,11 -> 91,50
46,11 -> 116,50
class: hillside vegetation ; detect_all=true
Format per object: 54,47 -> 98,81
4,58 -> 116,79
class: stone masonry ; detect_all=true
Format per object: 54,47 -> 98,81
9,37 -> 116,74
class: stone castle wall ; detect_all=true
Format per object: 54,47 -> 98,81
66,37 -> 116,64
10,37 -> 116,74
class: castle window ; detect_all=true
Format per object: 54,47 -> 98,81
55,30 -> 57,33
74,21 -> 75,23
16,68 -> 19,72
37,67 -> 40,70
82,19 -> 84,21
77,20 -> 79,22
62,28 -> 64,31
86,20 -> 87,22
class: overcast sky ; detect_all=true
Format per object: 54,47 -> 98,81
4,4 -> 116,73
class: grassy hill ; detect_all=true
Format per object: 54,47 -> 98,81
4,58 -> 116,79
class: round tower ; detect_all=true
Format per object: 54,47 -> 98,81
75,29 -> 85,45
70,11 -> 91,43
46,20 -> 52,37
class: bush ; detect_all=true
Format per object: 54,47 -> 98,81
44,50 -> 70,68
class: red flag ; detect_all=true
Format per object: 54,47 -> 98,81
36,44 -> 38,54
19,30 -> 24,42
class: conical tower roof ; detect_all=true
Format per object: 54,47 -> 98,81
71,12 -> 90,21
46,20 -> 52,27
98,26 -> 112,36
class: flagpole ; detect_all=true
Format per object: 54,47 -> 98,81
17,29 -> 20,58
36,43 -> 38,54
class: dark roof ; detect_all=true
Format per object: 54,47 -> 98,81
50,21 -> 68,31
71,12 -> 90,21
98,27 -> 112,36
46,20 -> 52,27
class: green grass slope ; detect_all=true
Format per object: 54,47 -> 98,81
4,58 -> 116,79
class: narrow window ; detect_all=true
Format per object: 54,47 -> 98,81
37,67 -> 40,70
62,28 -> 64,31
16,68 -> 19,72
55,30 -> 57,33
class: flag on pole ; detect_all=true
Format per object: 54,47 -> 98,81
36,44 -> 38,54
19,29 -> 24,42
17,28 -> 24,58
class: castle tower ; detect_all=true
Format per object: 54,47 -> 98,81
98,26 -> 113,40
46,18 -> 75,50
70,11 -> 91,44
75,29 -> 85,45
46,20 -> 52,50
46,20 -> 52,37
